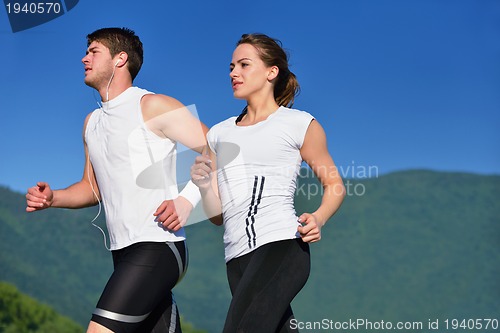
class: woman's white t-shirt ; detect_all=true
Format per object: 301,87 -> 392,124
207,106 -> 314,262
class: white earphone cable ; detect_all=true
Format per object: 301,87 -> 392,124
86,63 -> 117,251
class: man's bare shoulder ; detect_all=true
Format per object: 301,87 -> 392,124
141,93 -> 185,119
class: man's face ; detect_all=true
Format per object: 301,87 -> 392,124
81,41 -> 114,90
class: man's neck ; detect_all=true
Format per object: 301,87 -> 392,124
99,82 -> 133,102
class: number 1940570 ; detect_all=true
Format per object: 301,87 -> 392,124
444,318 -> 498,330
5,2 -> 61,14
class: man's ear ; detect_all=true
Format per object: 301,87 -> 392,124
114,52 -> 128,67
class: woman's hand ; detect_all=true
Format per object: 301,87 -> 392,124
191,154 -> 212,191
297,213 -> 323,243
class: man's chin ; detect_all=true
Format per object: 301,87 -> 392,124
83,78 -> 96,89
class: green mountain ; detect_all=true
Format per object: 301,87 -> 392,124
1,170 -> 499,332
0,185 -> 113,326
292,170 -> 500,326
0,281 -> 83,333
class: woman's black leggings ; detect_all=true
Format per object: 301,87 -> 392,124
223,238 -> 310,333
91,241 -> 188,333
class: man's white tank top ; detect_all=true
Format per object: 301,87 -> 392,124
85,87 -> 186,250
207,106 -> 314,262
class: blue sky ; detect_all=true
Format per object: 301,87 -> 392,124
1,0 -> 499,194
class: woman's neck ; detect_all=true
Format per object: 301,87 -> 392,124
244,97 -> 280,123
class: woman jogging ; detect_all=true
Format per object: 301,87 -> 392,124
191,33 -> 345,332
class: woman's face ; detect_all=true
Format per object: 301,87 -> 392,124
229,43 -> 275,101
